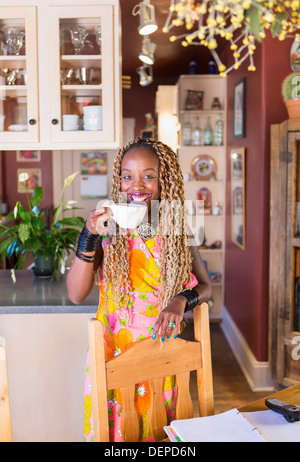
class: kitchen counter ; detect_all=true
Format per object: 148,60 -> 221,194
0,269 -> 98,314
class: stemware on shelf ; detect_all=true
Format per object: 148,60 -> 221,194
1,25 -> 25,56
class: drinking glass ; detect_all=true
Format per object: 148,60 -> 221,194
68,26 -> 88,55
2,26 -> 24,56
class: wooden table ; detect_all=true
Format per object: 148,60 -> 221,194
239,383 -> 300,413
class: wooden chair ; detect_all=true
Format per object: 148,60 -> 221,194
88,302 -> 214,442
0,336 -> 12,442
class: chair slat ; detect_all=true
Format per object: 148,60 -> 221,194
88,319 -> 110,442
120,385 -> 140,441
149,377 -> 167,442
176,371 -> 194,420
194,305 -> 214,416
0,341 -> 12,443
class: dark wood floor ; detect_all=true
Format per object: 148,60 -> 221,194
181,322 -> 268,416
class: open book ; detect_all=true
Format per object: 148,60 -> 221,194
164,408 -> 300,442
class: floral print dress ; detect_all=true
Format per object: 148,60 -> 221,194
83,229 -> 198,442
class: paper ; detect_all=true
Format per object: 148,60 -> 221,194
80,174 -> 108,198
244,410 -> 300,442
165,408 -> 300,442
166,409 -> 266,442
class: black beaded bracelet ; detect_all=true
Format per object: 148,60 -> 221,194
174,289 -> 201,312
76,222 -> 102,253
75,249 -> 95,264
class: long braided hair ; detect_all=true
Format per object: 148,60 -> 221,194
102,138 -> 193,313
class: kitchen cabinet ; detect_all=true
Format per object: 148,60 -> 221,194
176,75 -> 227,321
0,1 -> 121,150
269,118 -> 300,387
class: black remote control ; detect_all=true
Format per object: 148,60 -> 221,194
265,398 -> 300,423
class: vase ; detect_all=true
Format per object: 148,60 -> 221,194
33,253 -> 55,277
285,99 -> 300,119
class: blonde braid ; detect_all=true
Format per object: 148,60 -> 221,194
102,138 -> 193,313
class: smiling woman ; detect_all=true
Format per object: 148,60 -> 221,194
67,137 -> 211,442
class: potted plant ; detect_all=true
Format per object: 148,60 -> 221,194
0,171 -> 85,282
281,71 -> 300,118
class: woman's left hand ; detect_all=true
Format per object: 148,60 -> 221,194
152,296 -> 186,340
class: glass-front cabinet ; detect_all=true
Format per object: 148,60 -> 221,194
0,2 -> 121,150
48,5 -> 116,145
0,7 -> 38,143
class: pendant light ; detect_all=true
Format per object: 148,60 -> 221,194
136,64 -> 153,86
138,36 -> 156,65
132,0 -> 158,36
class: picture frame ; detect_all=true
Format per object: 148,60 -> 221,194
184,90 -> 204,110
16,150 -> 41,162
233,77 -> 246,138
231,148 -> 245,249
17,168 -> 42,193
140,129 -> 155,139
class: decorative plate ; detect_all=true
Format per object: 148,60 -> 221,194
191,155 -> 217,180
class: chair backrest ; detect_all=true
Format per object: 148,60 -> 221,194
88,302 -> 214,442
0,336 -> 12,442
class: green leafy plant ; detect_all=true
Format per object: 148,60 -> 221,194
282,71 -> 300,102
0,171 -> 84,282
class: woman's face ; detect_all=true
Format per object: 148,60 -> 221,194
120,147 -> 160,212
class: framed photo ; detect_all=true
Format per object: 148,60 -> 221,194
16,150 -> 41,162
231,148 -> 245,249
80,152 -> 108,199
140,129 -> 155,139
233,77 -> 246,138
17,168 -> 42,193
184,90 -> 204,110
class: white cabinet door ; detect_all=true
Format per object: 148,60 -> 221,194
0,7 -> 39,143
48,5 -> 116,146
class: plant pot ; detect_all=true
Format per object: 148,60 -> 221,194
33,253 -> 55,277
285,99 -> 300,119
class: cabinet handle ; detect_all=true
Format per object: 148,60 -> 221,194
29,119 -> 36,125
51,119 -> 59,125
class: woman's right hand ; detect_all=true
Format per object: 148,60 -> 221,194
85,199 -> 112,235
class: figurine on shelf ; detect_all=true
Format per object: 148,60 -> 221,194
198,226 -> 208,248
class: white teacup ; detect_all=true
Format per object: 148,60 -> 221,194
107,203 -> 147,229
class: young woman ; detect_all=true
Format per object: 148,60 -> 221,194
67,138 -> 211,442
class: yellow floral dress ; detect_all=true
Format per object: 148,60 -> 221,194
83,229 -> 198,442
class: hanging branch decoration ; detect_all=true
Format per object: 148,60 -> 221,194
163,0 -> 300,75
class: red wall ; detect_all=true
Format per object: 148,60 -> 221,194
2,151 -> 53,214
224,34 -> 293,361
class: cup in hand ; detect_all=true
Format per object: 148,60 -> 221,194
83,105 -> 102,131
63,114 -> 79,131
107,203 -> 147,229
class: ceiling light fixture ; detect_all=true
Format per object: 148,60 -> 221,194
132,0 -> 158,36
163,0 -> 300,75
136,64 -> 153,86
138,36 -> 157,65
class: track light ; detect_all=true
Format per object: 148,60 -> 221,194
136,64 -> 153,86
138,36 -> 156,65
132,0 -> 158,36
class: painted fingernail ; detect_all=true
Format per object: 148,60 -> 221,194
174,334 -> 177,339
167,335 -> 170,339
152,333 -> 156,340
161,337 -> 165,342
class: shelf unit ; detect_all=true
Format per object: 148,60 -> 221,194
0,1 -> 121,150
176,75 -> 227,321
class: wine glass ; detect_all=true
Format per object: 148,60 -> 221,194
68,26 -> 88,55
94,25 -> 101,54
2,26 -> 25,56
